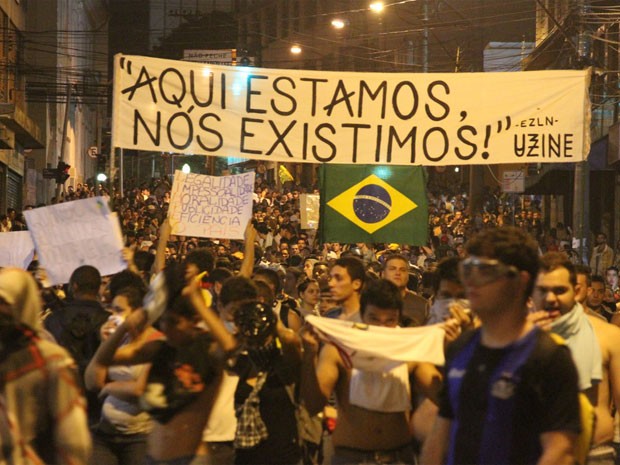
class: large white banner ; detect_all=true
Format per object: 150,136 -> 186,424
0,231 -> 35,269
24,197 -> 125,286
168,170 -> 255,239
112,54 -> 591,166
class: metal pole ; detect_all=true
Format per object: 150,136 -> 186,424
573,161 -> 590,264
119,148 -> 124,198
573,0 -> 591,263
110,149 -> 116,194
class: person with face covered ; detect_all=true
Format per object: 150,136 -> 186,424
426,257 -> 473,329
85,286 -> 164,465
90,263 -> 236,465
231,300 -> 303,465
0,268 -> 91,464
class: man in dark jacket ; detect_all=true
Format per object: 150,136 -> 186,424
44,264 -> 110,425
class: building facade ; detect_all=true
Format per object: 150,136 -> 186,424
0,0 -> 43,213
524,0 -> 620,246
25,0 -> 108,205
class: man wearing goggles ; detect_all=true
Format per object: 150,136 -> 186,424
422,227 -> 581,465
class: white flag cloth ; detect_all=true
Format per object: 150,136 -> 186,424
305,315 -> 445,371
349,364 -> 412,412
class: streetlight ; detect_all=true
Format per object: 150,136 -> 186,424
290,45 -> 302,54
331,18 -> 347,29
369,2 -> 384,13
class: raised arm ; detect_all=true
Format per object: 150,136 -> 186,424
153,217 -> 172,274
85,309 -> 161,377
239,220 -> 257,278
98,364 -> 151,401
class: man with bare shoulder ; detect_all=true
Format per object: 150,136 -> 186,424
301,279 -> 442,465
576,267 -> 620,464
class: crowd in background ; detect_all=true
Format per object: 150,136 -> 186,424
0,173 -> 603,269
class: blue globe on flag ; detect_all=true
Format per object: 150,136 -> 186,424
353,184 -> 392,223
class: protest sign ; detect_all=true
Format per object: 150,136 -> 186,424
0,231 -> 35,269
168,170 -> 255,239
300,194 -> 320,230
24,197 -> 125,286
112,54 -> 591,166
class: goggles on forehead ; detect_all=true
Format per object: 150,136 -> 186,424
458,256 -> 519,287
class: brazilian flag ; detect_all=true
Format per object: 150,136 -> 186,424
319,165 -> 428,245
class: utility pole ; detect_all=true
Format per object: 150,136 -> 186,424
55,82 -> 72,202
423,0 -> 429,73
574,0 -> 591,263
468,0 -> 486,220
573,161 -> 590,263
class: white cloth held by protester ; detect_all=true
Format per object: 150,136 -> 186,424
349,363 -> 411,412
305,316 -> 444,413
143,271 -> 168,325
305,315 -> 445,370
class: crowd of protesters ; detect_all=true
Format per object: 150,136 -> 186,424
3,172 -> 620,464
0,173 -> 596,268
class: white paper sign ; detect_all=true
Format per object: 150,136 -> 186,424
168,170 -> 255,239
300,194 -> 320,230
113,54 -> 591,166
502,170 -> 524,193
0,231 -> 35,269
24,197 -> 125,286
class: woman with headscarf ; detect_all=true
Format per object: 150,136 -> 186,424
0,267 -> 91,464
